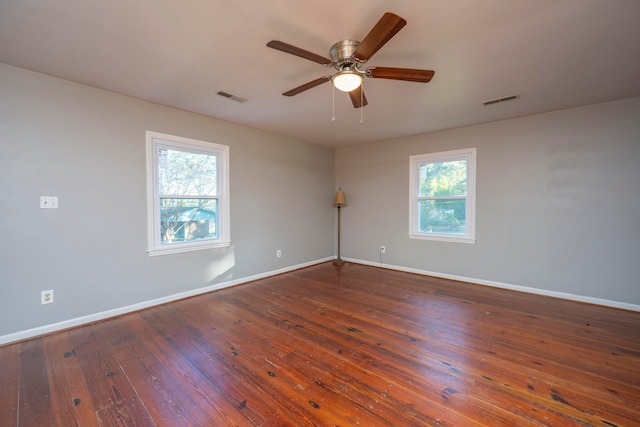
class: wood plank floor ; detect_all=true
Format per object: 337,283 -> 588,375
2,262 -> 639,426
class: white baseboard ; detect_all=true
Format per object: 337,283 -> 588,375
0,257 -> 334,346
344,257 -> 640,313
4,255 -> 636,346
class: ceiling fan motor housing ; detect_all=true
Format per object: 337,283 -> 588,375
330,40 -> 363,71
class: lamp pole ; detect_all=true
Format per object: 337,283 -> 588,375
335,204 -> 344,265
333,188 -> 347,266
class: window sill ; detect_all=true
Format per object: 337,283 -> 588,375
409,233 -> 476,244
148,240 -> 231,256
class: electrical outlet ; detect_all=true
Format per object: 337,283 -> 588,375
41,290 -> 54,304
276,249 -> 282,258
380,246 -> 386,254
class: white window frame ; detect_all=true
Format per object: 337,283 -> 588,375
409,148 -> 476,244
146,131 -> 230,256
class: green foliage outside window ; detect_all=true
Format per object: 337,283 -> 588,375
418,160 -> 467,234
158,148 -> 218,243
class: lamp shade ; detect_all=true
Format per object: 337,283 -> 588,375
333,188 -> 347,206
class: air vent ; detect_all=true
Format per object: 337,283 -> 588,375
217,91 -> 247,103
483,94 -> 519,106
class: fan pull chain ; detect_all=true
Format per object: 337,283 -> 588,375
331,84 -> 336,122
360,83 -> 364,124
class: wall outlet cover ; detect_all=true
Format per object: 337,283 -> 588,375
41,290 -> 54,304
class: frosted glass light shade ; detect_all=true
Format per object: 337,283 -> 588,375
332,71 -> 363,92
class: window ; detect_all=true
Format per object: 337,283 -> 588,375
409,148 -> 476,243
146,131 -> 230,255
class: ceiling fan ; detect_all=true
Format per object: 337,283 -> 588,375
267,12 -> 435,109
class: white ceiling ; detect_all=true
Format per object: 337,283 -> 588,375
1,0 -> 639,148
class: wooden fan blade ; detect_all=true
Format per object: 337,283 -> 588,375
353,13 -> 406,61
349,86 -> 368,108
282,76 -> 331,96
267,40 -> 332,65
368,67 -> 435,83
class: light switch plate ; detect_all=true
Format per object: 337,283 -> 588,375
40,196 -> 58,209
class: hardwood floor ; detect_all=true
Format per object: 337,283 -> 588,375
2,262 -> 639,426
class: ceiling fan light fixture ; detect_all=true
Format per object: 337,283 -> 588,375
332,70 -> 363,92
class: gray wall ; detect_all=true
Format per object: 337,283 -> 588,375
2,62 -> 638,340
336,97 -> 640,305
0,64 -> 335,337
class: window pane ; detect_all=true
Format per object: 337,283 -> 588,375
158,148 -> 217,196
160,198 -> 218,244
418,199 -> 466,234
419,160 -> 467,197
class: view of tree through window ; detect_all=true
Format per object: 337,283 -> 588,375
158,148 -> 218,244
410,148 -> 475,243
418,160 -> 468,234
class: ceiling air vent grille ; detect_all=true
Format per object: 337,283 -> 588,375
217,91 -> 247,103
483,94 -> 519,106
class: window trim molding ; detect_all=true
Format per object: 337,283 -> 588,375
409,148 -> 476,244
146,131 -> 231,256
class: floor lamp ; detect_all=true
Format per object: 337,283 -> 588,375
333,188 -> 347,266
